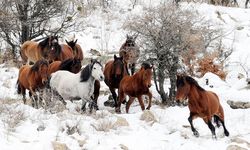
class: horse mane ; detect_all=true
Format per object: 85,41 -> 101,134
80,60 -> 102,82
30,59 -> 48,72
52,43 -> 62,58
58,58 -> 75,71
38,37 -> 50,50
185,76 -> 205,91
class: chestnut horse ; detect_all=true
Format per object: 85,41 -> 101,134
48,58 -> 82,75
104,55 -> 129,107
176,75 -> 229,138
17,59 -> 49,108
48,42 -> 74,63
116,62 -> 153,113
20,36 -> 59,64
66,39 -> 84,61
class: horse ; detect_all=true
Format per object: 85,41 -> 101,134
103,55 -> 129,107
49,59 -> 104,111
66,39 -> 84,61
48,58 -> 82,75
116,62 -> 153,113
20,36 -> 59,65
176,75 -> 229,139
119,34 -> 140,75
17,59 -> 49,108
47,42 -> 74,63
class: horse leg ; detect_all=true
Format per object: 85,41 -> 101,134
131,63 -> 135,75
246,0 -> 249,8
137,95 -> 145,111
204,117 -> 216,139
81,99 -> 87,112
126,97 -> 135,113
116,89 -> 125,113
90,80 -> 100,112
214,115 -> 229,136
29,88 -> 39,108
110,87 -> 118,107
146,91 -> 152,110
188,112 -> 199,137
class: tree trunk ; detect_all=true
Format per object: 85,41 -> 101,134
168,55 -> 178,106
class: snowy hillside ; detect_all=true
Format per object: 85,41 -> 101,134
1,1 -> 250,150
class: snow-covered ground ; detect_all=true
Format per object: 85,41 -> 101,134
1,1 -> 250,150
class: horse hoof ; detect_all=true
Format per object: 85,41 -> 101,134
193,131 -> 199,137
225,131 -> 229,137
146,107 -> 150,110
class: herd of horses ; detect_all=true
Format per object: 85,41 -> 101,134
15,34 -> 229,138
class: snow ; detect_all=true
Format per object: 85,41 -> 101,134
1,1 -> 250,150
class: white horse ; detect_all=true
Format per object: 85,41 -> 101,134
50,60 -> 104,111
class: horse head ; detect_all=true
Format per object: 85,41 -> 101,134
80,59 -> 104,82
112,55 -> 126,79
141,62 -> 153,88
31,59 -> 49,85
125,34 -> 137,47
66,39 -> 78,50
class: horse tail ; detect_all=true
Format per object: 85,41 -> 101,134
20,42 -> 29,63
16,79 -> 22,94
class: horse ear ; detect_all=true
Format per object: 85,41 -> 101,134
65,40 -> 69,44
74,39 -> 78,44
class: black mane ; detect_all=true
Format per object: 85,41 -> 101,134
59,58 -> 75,71
38,37 -> 50,50
177,75 -> 205,91
80,60 -> 102,82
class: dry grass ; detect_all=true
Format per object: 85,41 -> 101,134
91,118 -> 115,132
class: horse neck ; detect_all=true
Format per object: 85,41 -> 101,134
187,84 -> 203,104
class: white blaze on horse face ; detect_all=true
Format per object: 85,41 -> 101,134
92,63 -> 104,81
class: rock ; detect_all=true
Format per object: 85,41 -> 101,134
140,110 -> 157,123
52,141 -> 69,150
90,48 -> 101,56
231,138 -> 250,147
226,145 -> 247,150
120,144 -> 129,150
78,140 -> 86,147
114,116 -> 129,128
37,124 -> 45,131
227,100 -> 250,109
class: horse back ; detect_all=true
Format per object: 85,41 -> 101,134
48,61 -> 61,75
60,44 -> 74,60
206,91 -> 221,113
75,44 -> 83,60
21,41 -> 41,63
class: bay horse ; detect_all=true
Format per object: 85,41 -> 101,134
49,59 -> 104,111
119,34 -> 140,75
20,36 -> 59,65
116,62 -> 153,113
104,55 -> 129,107
48,58 -> 82,75
47,42 -> 74,63
66,39 -> 84,61
176,75 -> 229,138
17,59 -> 49,108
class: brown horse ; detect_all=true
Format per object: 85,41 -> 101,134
116,62 -> 153,113
119,34 -> 140,75
20,36 -> 59,65
17,59 -> 49,108
48,42 -> 74,63
48,58 -> 82,75
66,39 -> 84,61
104,55 -> 129,107
176,75 -> 229,138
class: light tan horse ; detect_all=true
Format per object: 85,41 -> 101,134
176,75 -> 229,139
20,36 -> 59,64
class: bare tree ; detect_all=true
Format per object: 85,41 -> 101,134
0,0 -> 78,57
125,3 -> 199,105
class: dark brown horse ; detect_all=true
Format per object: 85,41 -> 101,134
48,58 -> 82,75
17,59 -> 49,108
20,36 -> 59,64
176,75 -> 229,138
66,39 -> 84,61
104,55 -> 129,107
116,62 -> 153,113
119,34 -> 140,75
48,41 -> 74,63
